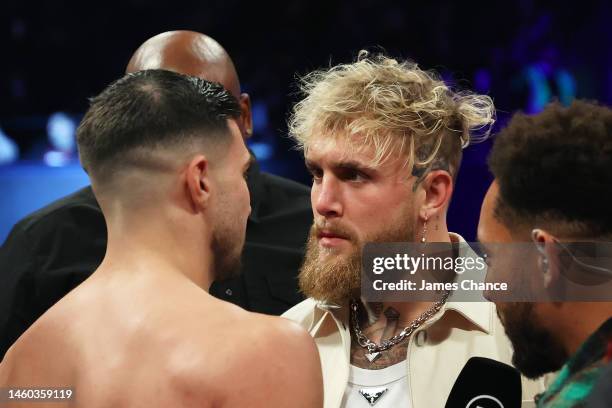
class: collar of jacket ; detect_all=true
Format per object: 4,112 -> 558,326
310,233 -> 493,336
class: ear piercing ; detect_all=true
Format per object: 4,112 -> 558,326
421,215 -> 428,243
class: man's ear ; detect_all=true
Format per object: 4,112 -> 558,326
419,170 -> 453,219
239,93 -> 253,139
186,155 -> 211,213
531,228 -> 561,288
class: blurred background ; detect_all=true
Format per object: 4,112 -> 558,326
1,0 -> 611,243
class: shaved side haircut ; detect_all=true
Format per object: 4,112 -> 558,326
77,69 -> 241,186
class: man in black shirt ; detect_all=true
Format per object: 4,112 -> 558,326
0,31 -> 311,358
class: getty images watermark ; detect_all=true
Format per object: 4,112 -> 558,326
361,242 -> 612,302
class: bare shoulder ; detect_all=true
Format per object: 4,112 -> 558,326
223,313 -> 323,408
206,297 -> 315,346
182,305 -> 322,408
201,301 -> 319,367
247,312 -> 315,349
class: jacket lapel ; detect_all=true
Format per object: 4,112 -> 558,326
311,306 -> 351,408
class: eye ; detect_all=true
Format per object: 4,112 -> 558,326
243,169 -> 249,181
307,166 -> 323,183
339,169 -> 369,182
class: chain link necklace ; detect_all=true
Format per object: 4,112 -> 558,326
350,291 -> 450,362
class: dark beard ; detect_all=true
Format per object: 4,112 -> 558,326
498,303 -> 568,379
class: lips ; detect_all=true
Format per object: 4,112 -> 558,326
316,229 -> 351,249
317,230 -> 348,240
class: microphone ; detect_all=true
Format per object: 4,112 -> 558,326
445,357 -> 522,408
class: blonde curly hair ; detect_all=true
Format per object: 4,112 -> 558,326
289,51 -> 495,175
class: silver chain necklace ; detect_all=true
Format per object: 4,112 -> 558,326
350,291 -> 450,362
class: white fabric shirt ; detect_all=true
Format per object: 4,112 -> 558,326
341,362 -> 411,408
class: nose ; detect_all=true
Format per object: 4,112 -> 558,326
313,175 -> 343,218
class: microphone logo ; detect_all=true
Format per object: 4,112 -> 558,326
466,394 -> 504,408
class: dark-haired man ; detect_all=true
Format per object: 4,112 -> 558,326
478,100 -> 612,407
0,70 -> 323,408
0,31 -> 312,357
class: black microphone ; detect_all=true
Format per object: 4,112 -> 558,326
445,357 -> 522,408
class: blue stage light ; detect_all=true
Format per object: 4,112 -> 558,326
474,69 -> 491,93
248,142 -> 274,161
251,101 -> 269,134
43,150 -> 71,167
525,65 -> 551,114
47,112 -> 76,152
0,128 -> 19,165
556,69 -> 576,106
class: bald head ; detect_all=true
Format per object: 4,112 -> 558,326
126,31 -> 241,98
127,31 -> 252,138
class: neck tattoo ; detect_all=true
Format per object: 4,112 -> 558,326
350,292 -> 449,365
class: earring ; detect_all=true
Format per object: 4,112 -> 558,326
541,256 -> 549,273
421,215 -> 428,243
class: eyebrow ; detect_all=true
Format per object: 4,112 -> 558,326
305,159 -> 375,171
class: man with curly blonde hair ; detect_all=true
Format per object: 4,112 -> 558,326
283,52 -> 544,407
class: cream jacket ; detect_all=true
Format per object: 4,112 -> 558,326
282,234 -> 547,408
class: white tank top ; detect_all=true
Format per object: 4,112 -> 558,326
340,361 -> 411,407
